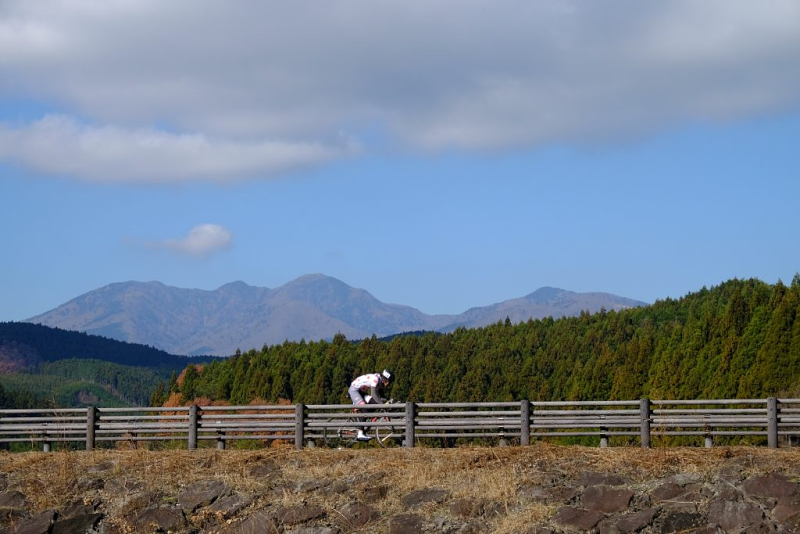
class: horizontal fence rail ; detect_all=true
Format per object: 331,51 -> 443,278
1,398 -> 798,451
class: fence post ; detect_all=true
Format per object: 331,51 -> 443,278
86,406 -> 97,451
405,402 -> 416,448
295,404 -> 305,450
640,398 -> 651,448
600,428 -> 609,448
520,400 -> 530,446
767,397 -> 778,449
188,405 -> 198,450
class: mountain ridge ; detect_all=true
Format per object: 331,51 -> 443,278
27,274 -> 646,356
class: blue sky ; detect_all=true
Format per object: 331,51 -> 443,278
1,1 -> 799,321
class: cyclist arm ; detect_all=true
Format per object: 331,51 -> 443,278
369,385 -> 384,404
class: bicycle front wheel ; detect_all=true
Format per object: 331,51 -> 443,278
374,416 -> 397,448
322,418 -> 345,448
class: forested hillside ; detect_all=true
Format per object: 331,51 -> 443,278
0,322 -> 215,368
0,323 -> 217,408
167,277 -> 800,406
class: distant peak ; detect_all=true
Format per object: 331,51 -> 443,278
218,281 -> 252,290
526,286 -> 570,302
294,273 -> 333,282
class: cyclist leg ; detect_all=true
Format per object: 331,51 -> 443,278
348,387 -> 370,440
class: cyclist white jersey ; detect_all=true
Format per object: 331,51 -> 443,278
349,370 -> 392,405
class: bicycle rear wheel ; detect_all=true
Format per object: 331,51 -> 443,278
374,416 -> 397,448
323,417 -> 362,448
322,418 -> 346,448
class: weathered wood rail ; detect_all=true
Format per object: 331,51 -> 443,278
1,398 -> 798,451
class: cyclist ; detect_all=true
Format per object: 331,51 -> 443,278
349,369 -> 393,440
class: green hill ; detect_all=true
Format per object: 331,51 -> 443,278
0,322 -> 218,408
174,276 -> 800,406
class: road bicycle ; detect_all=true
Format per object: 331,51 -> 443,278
322,399 -> 399,448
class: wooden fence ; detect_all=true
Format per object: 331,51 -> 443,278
1,398 -> 798,451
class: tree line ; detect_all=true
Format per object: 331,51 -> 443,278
157,276 -> 800,407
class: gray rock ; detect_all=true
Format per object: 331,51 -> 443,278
741,473 -> 799,499
207,493 -> 253,518
388,513 -> 424,534
177,479 -> 227,512
51,513 -> 103,534
660,499 -> 697,513
455,519 -> 489,533
651,482 -> 685,502
295,479 -> 331,493
600,508 -> 656,534
401,488 -> 450,509
553,506 -> 604,530
363,485 -> 390,503
0,492 -> 28,510
582,486 -> 633,513
772,494 -> 800,523
659,511 -> 704,533
287,527 -> 340,534
661,473 -> 703,486
236,510 -> 279,534
450,498 -> 482,518
576,472 -> 628,487
612,508 -> 657,534
275,504 -> 326,526
74,478 -> 104,492
60,499 -> 98,519
129,507 -> 185,533
337,502 -> 378,527
0,510 -> 55,534
0,491 -> 28,522
708,500 -> 763,531
518,484 -> 578,504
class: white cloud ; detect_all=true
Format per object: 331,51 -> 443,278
0,115 -> 358,183
152,224 -> 232,257
1,0 -> 799,181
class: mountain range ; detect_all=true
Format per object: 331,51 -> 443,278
27,274 -> 647,356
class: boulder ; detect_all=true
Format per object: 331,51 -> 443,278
741,473 -> 798,500
707,500 -> 763,531
0,510 -> 55,534
236,510 -> 279,534
287,528 -> 340,534
576,472 -> 628,487
276,504 -> 326,526
772,494 -> 800,523
553,507 -> 604,530
337,502 -> 378,527
612,508 -> 657,533
129,507 -> 185,533
401,488 -> 450,509
581,486 -> 634,513
388,513 -> 424,534
659,511 -> 704,533
51,513 -> 103,534
177,479 -> 227,512
651,482 -> 684,502
207,493 -> 253,518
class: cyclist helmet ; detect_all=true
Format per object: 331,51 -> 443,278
381,369 -> 394,383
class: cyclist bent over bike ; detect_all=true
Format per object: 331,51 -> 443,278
349,369 -> 393,440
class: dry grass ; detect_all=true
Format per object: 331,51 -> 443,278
1,443 -> 799,532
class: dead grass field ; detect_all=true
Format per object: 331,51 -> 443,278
2,444 -> 800,533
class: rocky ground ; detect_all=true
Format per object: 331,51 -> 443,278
0,444 -> 799,533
